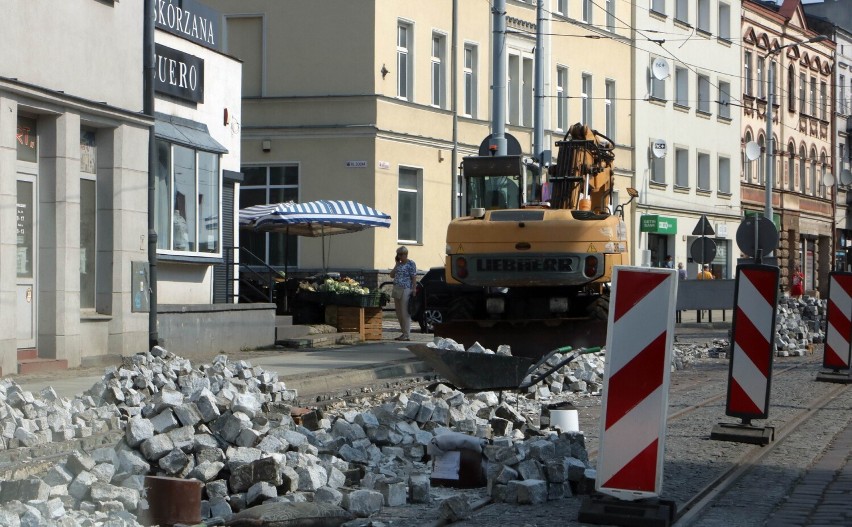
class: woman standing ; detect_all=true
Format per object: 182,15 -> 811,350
790,265 -> 804,299
390,246 -> 417,341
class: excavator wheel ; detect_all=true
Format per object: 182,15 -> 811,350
448,296 -> 476,321
587,295 -> 610,321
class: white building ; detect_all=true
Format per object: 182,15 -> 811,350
632,0 -> 743,278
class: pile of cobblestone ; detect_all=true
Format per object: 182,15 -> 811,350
774,295 -> 826,356
0,345 -> 600,526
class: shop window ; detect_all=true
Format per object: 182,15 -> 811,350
80,129 -> 97,310
239,166 -> 299,267
155,140 -> 220,256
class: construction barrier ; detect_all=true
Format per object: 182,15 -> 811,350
596,267 -> 677,500
823,272 -> 852,371
725,264 -> 779,420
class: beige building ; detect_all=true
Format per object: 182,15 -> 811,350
741,0 -> 836,295
207,0 -> 634,277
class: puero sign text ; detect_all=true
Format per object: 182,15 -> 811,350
154,44 -> 204,104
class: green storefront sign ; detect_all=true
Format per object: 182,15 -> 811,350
640,215 -> 677,235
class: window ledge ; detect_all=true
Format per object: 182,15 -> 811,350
697,188 -> 713,196
696,110 -> 712,119
674,103 -> 691,113
674,184 -> 691,193
158,253 -> 224,264
81,311 -> 112,322
717,191 -> 732,198
649,9 -> 667,20
717,37 -> 732,47
648,97 -> 667,107
696,28 -> 711,38
649,180 -> 668,189
717,116 -> 732,124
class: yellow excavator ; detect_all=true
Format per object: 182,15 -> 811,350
437,123 -> 637,358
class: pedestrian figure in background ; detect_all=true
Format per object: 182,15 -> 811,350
790,264 -> 804,299
390,246 -> 417,341
697,264 -> 714,280
664,255 -> 674,269
677,262 -> 687,280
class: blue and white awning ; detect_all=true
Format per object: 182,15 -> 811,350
240,200 -> 391,237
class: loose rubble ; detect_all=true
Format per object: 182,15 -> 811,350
0,345 -> 606,526
0,305 -> 821,526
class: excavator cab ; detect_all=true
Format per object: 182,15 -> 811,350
461,155 -> 523,212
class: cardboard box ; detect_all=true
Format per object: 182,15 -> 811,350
430,448 -> 486,488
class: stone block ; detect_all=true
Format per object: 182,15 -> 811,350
246,481 -> 277,505
69,471 -> 98,501
511,479 -> 547,505
150,408 -> 180,434
376,478 -> 406,507
439,495 -> 471,521
140,434 -> 174,461
342,489 -> 384,518
314,486 -> 343,506
159,448 -> 191,475
408,474 -> 431,504
173,403 -> 202,428
0,478 -> 49,503
296,464 -> 328,492
65,452 -> 96,476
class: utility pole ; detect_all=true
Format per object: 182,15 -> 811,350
144,0 -> 159,349
532,0 -> 545,198
490,0 -> 507,156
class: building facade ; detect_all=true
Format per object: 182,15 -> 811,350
741,0 -> 836,296
631,0 -> 743,279
207,0 -> 635,276
0,0 -> 150,374
804,0 -> 852,273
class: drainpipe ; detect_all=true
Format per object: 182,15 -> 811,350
491,0 -> 507,156
144,0 -> 159,349
532,0 -> 545,199
451,0 -> 459,218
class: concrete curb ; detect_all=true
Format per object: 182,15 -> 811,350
283,358 -> 434,397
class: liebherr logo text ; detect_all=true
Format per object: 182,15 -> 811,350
476,258 -> 573,272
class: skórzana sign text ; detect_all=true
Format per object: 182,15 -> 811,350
153,0 -> 221,51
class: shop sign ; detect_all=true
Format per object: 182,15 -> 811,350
155,44 -> 204,103
640,215 -> 677,235
346,161 -> 368,168
16,117 -> 37,163
153,0 -> 221,51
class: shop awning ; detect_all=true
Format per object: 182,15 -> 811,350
640,214 -> 677,234
154,112 -> 228,154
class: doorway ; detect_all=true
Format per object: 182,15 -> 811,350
16,176 -> 37,348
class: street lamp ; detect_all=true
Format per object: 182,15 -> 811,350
763,35 -> 829,222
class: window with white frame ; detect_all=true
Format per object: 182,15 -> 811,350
582,73 -> 592,125
743,131 -> 753,182
820,80 -> 827,120
555,0 -> 566,16
398,167 -> 420,243
697,152 -> 710,191
840,74 -> 847,114
650,58 -> 665,100
744,51 -> 752,96
155,141 -> 220,255
397,22 -> 412,101
556,66 -> 568,131
757,134 -> 765,186
80,128 -> 97,310
509,54 -> 519,124
675,0 -> 688,22
757,57 -> 764,98
675,66 -> 688,107
606,0 -> 615,31
239,166 -> 299,267
431,33 -> 446,108
798,145 -> 806,191
675,147 -> 689,187
819,152 -> 827,198
718,3 -> 730,41
650,142 -> 666,184
697,0 -> 710,33
718,81 -> 731,119
799,72 -> 806,113
522,57 -> 533,127
809,76 -> 816,116
605,80 -> 615,138
463,44 -> 477,117
583,0 -> 592,23
651,0 -> 665,15
788,66 -> 796,112
697,74 -> 711,114
718,156 -> 731,194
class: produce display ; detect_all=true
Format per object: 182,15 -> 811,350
296,276 -> 388,307
317,277 -> 370,295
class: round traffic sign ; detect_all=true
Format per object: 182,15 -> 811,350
736,216 -> 779,258
690,237 -> 717,265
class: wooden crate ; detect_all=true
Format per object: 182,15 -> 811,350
337,307 -> 365,339
364,307 -> 383,341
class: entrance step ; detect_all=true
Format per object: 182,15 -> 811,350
17,358 -> 69,376
277,331 -> 362,349
17,348 -> 38,361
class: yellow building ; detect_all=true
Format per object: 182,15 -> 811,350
206,0 -> 634,278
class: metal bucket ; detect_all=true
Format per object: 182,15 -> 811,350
141,475 -> 202,527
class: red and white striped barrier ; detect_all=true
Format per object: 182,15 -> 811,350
596,267 -> 677,500
726,264 -> 779,419
823,272 -> 852,371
